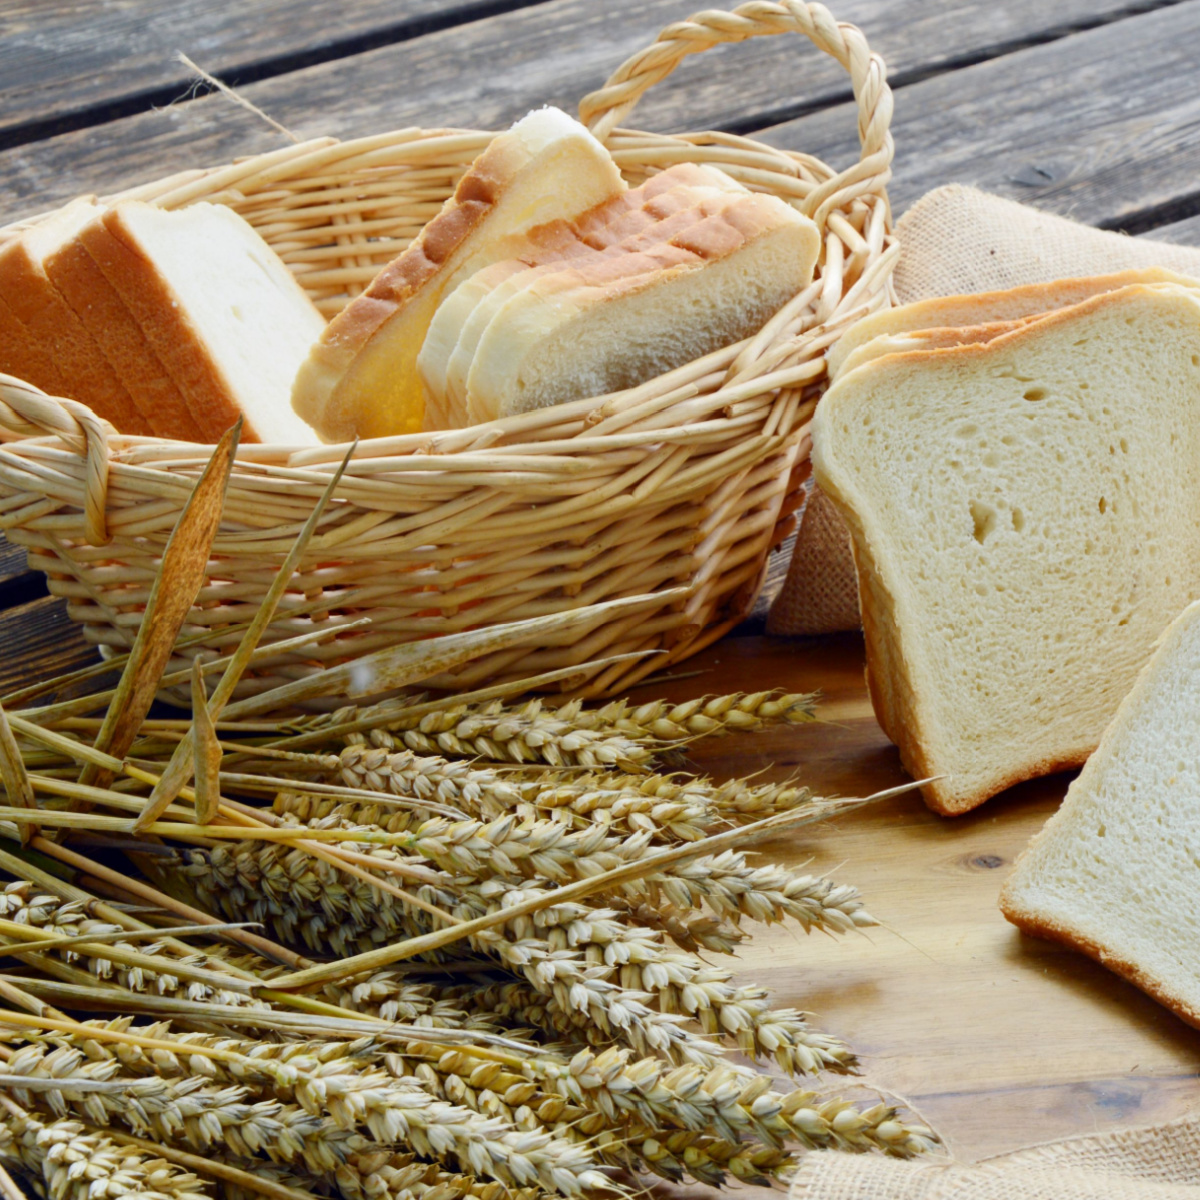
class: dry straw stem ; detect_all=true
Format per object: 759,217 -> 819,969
0,700 -> 35,846
80,423 -> 239,797
218,588 -> 686,722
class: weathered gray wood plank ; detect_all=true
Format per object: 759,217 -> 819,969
1142,213 -> 1200,245
0,0 -> 1179,228
0,0 -> 545,139
757,0 -> 1200,229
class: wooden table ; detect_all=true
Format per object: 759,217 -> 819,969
2,0 -> 1199,1173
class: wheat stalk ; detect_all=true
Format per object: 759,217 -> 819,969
360,709 -> 654,771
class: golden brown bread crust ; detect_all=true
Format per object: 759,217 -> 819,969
44,237 -> 200,440
80,211 -> 245,442
0,292 -> 68,397
292,133 -> 530,433
1001,899 -> 1200,1030
0,236 -> 149,434
828,266 -> 1194,377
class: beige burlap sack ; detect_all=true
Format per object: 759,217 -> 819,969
791,1113 -> 1200,1199
769,184 -> 1200,635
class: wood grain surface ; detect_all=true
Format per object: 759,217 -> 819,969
0,0 -> 537,138
0,0 -> 1184,228
760,0 -> 1200,226
645,633 -> 1200,1162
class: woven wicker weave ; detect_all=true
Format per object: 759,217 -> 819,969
0,1 -> 895,701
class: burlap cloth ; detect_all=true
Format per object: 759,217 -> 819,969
791,1113 -> 1200,1199
768,184 -> 1200,635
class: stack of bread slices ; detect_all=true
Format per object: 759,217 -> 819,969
292,106 -> 821,441
0,197 -> 325,443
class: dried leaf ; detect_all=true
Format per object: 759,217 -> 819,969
190,656 -> 221,825
133,443 -> 354,832
79,422 -> 240,794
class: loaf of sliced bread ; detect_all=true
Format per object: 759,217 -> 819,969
426,177 -> 754,425
291,107 -> 626,441
80,201 -> 325,443
826,266 -> 1193,380
1000,596 -> 1200,1028
462,193 -> 820,423
418,166 -> 746,426
0,199 -> 150,433
812,282 -> 1200,815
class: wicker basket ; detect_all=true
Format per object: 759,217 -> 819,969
0,1 -> 895,701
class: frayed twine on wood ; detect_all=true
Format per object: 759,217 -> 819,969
173,52 -> 300,143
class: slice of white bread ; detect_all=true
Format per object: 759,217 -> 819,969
832,315 -> 1043,382
464,195 -> 821,423
1000,596 -> 1200,1028
429,180 -> 753,425
1,199 -> 151,434
80,201 -> 325,443
291,107 -> 626,441
826,266 -> 1195,380
812,282 -> 1200,815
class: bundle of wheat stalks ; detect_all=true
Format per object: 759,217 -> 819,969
0,433 -> 936,1199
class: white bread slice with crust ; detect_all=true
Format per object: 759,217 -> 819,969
80,201 -> 324,444
464,194 -> 820,423
418,166 -> 747,428
431,183 -> 754,424
291,107 -> 626,441
827,266 -> 1195,380
1,199 -> 150,434
832,315 -> 1043,382
1000,596 -> 1200,1029
812,282 -> 1200,815
46,219 -> 201,441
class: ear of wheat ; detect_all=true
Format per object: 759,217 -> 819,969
0,460 -> 940,1199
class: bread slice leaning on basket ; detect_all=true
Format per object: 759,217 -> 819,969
812,282 -> 1200,815
832,315 -> 1043,381
1000,596 -> 1200,1029
291,105 -> 626,442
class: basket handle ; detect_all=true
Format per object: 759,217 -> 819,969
578,0 -> 893,224
0,375 -> 111,545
